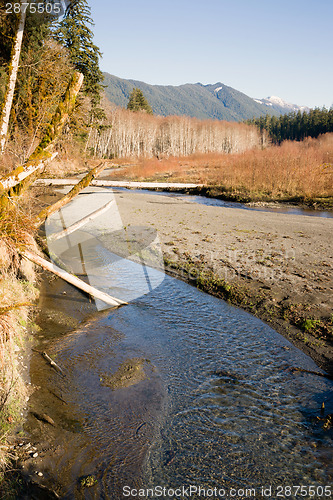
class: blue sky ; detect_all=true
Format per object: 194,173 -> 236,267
90,0 -> 332,109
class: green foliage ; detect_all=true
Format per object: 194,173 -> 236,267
52,0 -> 103,101
0,5 -> 74,151
0,6 -> 17,67
127,87 -> 153,114
302,318 -> 320,331
0,1 -> 106,155
248,107 -> 333,143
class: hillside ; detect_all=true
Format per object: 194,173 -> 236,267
103,73 -> 306,122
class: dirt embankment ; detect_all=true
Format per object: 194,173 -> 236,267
0,236 -> 39,478
114,190 -> 333,374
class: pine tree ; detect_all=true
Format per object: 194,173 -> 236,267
127,88 -> 153,114
53,0 -> 103,101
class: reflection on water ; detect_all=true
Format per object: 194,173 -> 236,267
115,281 -> 333,493
44,187 -> 165,310
28,260 -> 332,498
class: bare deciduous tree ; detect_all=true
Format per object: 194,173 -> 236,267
0,1 -> 26,153
87,108 -> 265,159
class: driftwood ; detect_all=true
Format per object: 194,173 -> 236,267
34,179 -> 203,189
22,249 -> 127,307
36,161 -> 109,226
0,72 -> 84,209
41,351 -> 64,376
32,348 -> 64,376
48,199 -> 115,242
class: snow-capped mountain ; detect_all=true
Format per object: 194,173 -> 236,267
253,96 -> 309,114
104,73 -> 310,122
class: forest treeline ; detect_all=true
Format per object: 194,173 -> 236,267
0,0 -> 103,169
247,107 -> 333,144
87,107 -> 266,159
0,1 -> 331,166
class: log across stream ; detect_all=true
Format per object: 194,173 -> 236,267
22,228 -> 333,499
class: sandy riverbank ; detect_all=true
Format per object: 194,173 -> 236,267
112,190 -> 333,374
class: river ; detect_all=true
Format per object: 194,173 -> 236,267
24,245 -> 332,498
112,187 -> 333,219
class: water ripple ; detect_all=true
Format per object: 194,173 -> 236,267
30,269 -> 332,497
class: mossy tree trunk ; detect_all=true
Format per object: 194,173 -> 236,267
36,161 -> 108,225
0,72 -> 84,210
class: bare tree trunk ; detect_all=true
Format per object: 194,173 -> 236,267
22,249 -> 127,307
0,2 -> 26,153
48,199 -> 115,242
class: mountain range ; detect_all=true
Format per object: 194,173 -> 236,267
103,73 -> 308,122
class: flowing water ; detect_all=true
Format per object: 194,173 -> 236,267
112,188 -> 333,219
22,187 -> 332,498
25,261 -> 332,498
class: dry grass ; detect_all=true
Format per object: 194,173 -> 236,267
110,133 -> 333,200
0,200 -> 37,247
0,203 -> 39,472
0,275 -> 38,471
0,137 -> 87,181
0,268 -> 38,471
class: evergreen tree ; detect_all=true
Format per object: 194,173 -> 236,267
127,88 -> 153,114
248,107 -> 333,143
0,5 -> 72,150
53,0 -> 103,101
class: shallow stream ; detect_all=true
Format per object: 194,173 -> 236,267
113,187 -> 333,218
25,259 -> 332,498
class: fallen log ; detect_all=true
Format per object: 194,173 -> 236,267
36,161 -> 109,226
0,152 -> 58,192
35,234 -> 76,275
0,72 -> 84,209
22,249 -> 127,307
47,196 -> 115,242
34,179 -> 203,189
